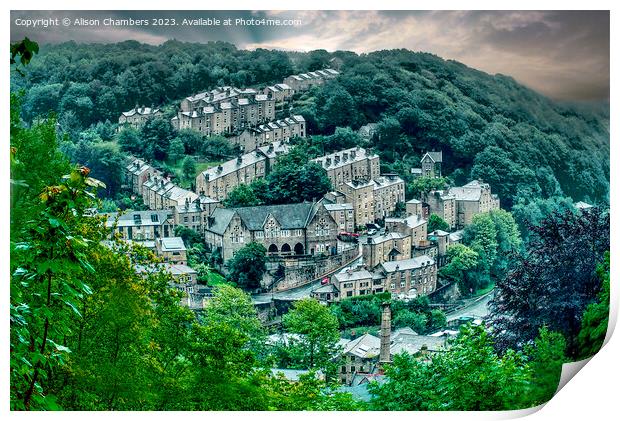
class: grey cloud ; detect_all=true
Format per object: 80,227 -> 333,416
10,10 -> 609,101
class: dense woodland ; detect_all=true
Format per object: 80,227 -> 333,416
10,40 -> 610,213
10,39 -> 610,411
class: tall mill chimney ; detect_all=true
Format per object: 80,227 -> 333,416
379,302 -> 391,366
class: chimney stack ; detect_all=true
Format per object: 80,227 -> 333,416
379,302 -> 391,367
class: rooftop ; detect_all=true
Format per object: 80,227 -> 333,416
334,268 -> 374,283
312,146 -> 377,170
104,210 -> 171,228
158,237 -> 186,252
381,255 -> 435,273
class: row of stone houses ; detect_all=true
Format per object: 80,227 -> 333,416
311,146 -> 381,190
123,157 -> 222,236
172,93 -> 276,135
313,147 -> 406,228
226,115 -> 306,153
118,106 -> 161,129
282,68 -> 340,92
195,141 -> 290,201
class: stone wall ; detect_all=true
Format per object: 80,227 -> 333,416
262,247 -> 359,292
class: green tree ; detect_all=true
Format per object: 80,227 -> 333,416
577,252 -> 610,359
227,242 -> 267,290
223,183 -> 262,208
181,156 -> 196,182
168,137 -> 185,163
116,126 -> 143,154
369,324 -> 531,410
439,243 -> 480,292
410,176 -> 448,199
524,326 -> 566,406
428,214 -> 450,232
282,298 -> 341,372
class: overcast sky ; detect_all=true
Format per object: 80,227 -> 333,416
10,10 -> 609,101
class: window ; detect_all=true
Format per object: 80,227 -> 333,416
390,283 -> 395,290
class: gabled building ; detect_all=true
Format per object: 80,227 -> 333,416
155,237 -> 188,265
377,255 -> 437,299
228,115 -> 306,153
420,151 -> 443,178
204,201 -> 339,265
124,157 -> 161,195
362,232 -> 412,269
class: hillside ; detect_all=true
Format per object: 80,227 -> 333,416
10,41 -> 610,207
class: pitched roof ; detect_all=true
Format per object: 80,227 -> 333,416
422,151 -> 443,163
343,333 -> 381,359
158,237 -> 186,252
381,255 -> 435,272
231,202 -> 317,231
334,268 -> 374,283
103,210 -> 171,228
390,335 -> 446,354
367,231 -> 406,245
207,207 -> 236,235
448,180 -> 490,202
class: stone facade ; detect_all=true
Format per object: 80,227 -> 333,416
385,214 -> 428,247
333,268 -> 385,299
378,255 -> 437,299
195,142 -> 289,201
124,157 -> 160,195
340,179 -> 375,227
372,175 -> 406,220
156,237 -> 188,265
424,190 -> 456,229
420,151 -> 443,178
118,107 -> 160,129
362,232 -> 412,269
204,201 -> 339,265
173,196 -> 221,235
173,86 -> 275,135
227,115 -> 306,153
104,210 -> 174,242
312,147 -> 380,190
323,202 -> 355,232
447,180 -> 501,228
282,68 -> 339,92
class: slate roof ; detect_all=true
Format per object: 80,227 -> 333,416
422,151 -> 443,163
207,202 -> 321,235
367,231 -> 406,245
343,333 -> 381,359
122,107 -> 160,117
448,180 -> 490,202
207,208 -> 236,235
334,268 -> 374,283
158,237 -> 186,252
232,202 -> 317,231
381,255 -> 435,273
324,203 -> 354,212
448,230 -> 464,243
385,214 -> 427,230
390,335 -> 446,355
104,210 -> 171,228
312,146 -> 377,170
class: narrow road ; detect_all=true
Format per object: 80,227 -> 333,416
446,289 -> 495,322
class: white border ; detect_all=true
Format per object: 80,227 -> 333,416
2,1 -> 616,420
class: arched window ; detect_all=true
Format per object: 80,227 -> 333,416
281,243 -> 291,253
294,243 -> 304,255
268,244 -> 278,254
